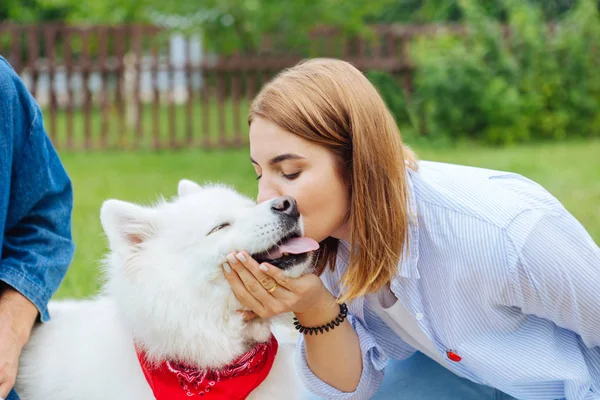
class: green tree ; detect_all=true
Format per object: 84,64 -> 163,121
1,0 -> 70,22
368,0 -> 597,23
35,0 -> 395,55
403,0 -> 600,144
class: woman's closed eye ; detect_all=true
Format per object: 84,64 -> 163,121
282,171 -> 301,180
256,172 -> 301,180
207,222 -> 230,236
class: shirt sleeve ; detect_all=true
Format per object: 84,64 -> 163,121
506,207 -> 600,348
0,57 -> 75,322
295,313 -> 389,400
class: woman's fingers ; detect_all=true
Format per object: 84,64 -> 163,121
255,261 -> 296,291
223,253 -> 282,312
231,251 -> 297,293
228,252 -> 277,286
226,253 -> 276,297
222,261 -> 267,316
223,251 -> 331,316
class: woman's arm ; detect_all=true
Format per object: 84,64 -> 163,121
294,290 -> 363,392
223,253 -> 388,399
506,207 -> 600,347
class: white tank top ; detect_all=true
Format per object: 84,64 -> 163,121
366,285 -> 453,371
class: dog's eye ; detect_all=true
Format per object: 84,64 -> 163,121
207,223 -> 230,236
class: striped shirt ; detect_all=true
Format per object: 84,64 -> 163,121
296,161 -> 600,400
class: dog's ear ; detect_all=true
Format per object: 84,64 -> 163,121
178,179 -> 202,197
100,199 -> 157,253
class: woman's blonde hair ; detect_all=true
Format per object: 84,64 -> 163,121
249,58 -> 418,303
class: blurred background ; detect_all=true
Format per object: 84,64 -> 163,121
1,0 -> 598,298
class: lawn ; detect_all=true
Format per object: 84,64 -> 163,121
54,139 -> 600,299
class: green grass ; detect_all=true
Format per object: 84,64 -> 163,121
54,139 -> 600,299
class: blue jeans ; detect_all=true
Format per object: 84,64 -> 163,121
305,352 -> 517,399
7,391 -> 19,400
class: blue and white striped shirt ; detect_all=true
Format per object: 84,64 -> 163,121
296,161 -> 600,400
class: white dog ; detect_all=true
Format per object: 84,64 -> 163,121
14,180 -> 319,400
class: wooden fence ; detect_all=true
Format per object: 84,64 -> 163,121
0,23 -> 447,150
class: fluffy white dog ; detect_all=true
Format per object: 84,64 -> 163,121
14,179 -> 319,400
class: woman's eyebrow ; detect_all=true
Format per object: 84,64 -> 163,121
250,153 -> 305,166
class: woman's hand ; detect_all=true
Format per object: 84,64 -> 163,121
223,252 -> 363,393
222,251 -> 335,320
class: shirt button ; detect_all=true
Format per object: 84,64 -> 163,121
447,350 -> 462,362
415,313 -> 424,321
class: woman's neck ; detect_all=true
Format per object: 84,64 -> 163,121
330,221 -> 351,243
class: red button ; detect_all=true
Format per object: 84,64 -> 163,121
446,351 -> 462,362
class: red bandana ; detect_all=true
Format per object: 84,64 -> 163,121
136,335 -> 278,400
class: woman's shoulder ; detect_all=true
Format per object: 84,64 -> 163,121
410,161 -> 563,230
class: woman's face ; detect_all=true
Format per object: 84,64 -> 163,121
249,117 -> 350,243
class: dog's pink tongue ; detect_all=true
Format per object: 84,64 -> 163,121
267,237 -> 320,259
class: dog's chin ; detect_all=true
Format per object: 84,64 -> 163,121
250,252 -> 315,279
241,315 -> 272,344
281,253 -> 315,278
261,253 -> 309,270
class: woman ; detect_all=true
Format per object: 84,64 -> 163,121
222,58 -> 600,400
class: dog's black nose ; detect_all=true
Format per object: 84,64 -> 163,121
271,196 -> 299,219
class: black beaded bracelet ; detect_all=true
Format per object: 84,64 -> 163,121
293,303 -> 348,335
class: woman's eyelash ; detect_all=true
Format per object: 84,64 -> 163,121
282,172 -> 300,180
207,223 -> 230,236
255,172 -> 300,180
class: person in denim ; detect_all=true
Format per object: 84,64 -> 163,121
0,57 -> 75,400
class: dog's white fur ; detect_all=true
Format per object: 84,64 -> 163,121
14,180 -> 312,400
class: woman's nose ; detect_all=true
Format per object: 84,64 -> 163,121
257,185 -> 280,204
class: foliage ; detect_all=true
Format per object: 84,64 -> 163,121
368,0 -> 599,23
6,0 -> 600,145
6,0 -> 597,25
369,0 -> 600,145
365,70 -> 409,126
0,0 -> 70,22
14,1 -> 596,55
27,0 -> 395,55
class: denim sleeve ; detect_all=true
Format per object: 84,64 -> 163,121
0,56 -> 75,322
295,314 -> 389,400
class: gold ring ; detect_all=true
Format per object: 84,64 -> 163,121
266,283 -> 278,293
